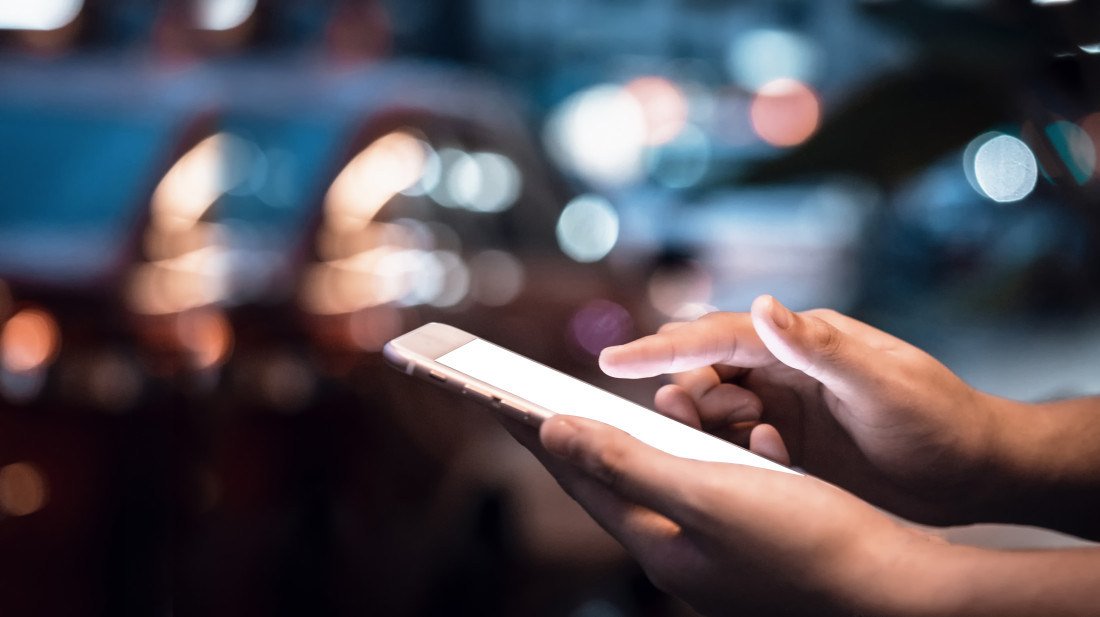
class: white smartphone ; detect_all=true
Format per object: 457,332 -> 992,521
384,322 -> 798,475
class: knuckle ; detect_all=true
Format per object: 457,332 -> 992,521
591,439 -> 630,489
808,316 -> 843,359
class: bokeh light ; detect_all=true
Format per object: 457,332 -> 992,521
138,134 -> 236,315
0,0 -> 82,31
195,0 -> 257,31
303,213 -> 470,316
0,461 -> 49,517
415,250 -> 470,308
568,300 -> 633,357
749,78 -> 821,147
401,144 -> 442,197
545,84 -> 648,186
127,246 -> 230,315
302,248 -> 413,315
964,132 -> 1038,203
624,76 -> 689,146
326,131 -> 429,231
449,152 -> 523,213
646,124 -> 711,189
728,29 -> 820,91
0,308 -> 61,374
429,148 -> 474,209
556,195 -> 620,263
176,307 -> 234,371
1045,121 -> 1095,185
151,134 -> 227,233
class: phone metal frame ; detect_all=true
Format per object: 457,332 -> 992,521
385,322 -> 800,475
384,322 -> 545,425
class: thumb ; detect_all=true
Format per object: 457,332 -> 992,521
749,295 -> 879,398
540,415 -> 720,528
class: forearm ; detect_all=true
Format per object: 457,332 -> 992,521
980,394 -> 1100,539
865,542 -> 1100,617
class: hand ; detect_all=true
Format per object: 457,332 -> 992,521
600,295 -> 1003,525
521,414 -> 944,617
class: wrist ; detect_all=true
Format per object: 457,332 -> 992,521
975,395 -> 1100,537
849,526 -> 963,617
956,391 -> 1030,522
908,389 -> 1021,526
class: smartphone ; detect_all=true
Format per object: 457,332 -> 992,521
384,322 -> 798,475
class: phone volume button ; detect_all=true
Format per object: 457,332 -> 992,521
461,384 -> 493,404
428,370 -> 448,383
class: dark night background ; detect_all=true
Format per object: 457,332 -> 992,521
0,1 -> 1098,615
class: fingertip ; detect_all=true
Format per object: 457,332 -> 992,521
748,423 -> 791,467
654,384 -> 703,430
540,415 -> 581,459
599,343 -> 659,378
749,294 -> 773,318
751,294 -> 792,331
598,345 -> 623,375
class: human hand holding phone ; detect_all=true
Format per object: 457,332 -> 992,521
386,308 -> 1100,615
517,296 -> 1100,615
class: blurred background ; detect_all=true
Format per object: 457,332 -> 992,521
1,0 -> 1099,615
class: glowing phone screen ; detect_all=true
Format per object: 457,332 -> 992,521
437,338 -> 796,474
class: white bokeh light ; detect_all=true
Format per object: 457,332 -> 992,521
405,251 -> 469,308
556,195 -> 620,263
430,148 -> 473,208
965,133 -> 1038,203
401,142 -> 441,197
727,29 -> 820,91
545,85 -> 648,187
196,0 -> 257,31
0,0 -> 82,30
451,152 -> 522,213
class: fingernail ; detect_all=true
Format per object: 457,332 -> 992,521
542,417 -> 580,459
597,347 -> 621,373
598,345 -> 621,362
769,296 -> 792,330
